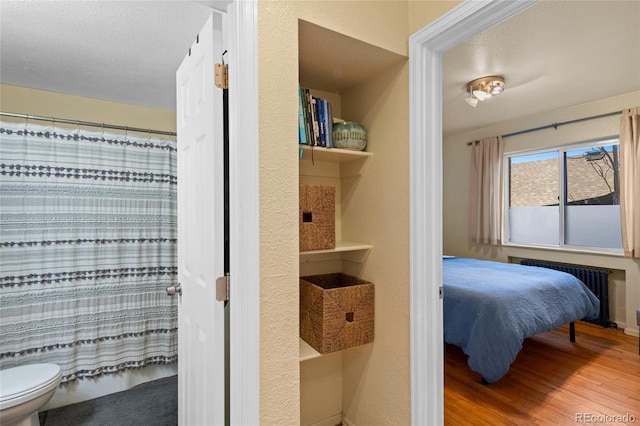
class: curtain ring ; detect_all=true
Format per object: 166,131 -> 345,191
101,123 -> 105,141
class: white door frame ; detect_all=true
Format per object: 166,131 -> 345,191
194,0 -> 260,424
226,0 -> 260,424
408,1 -> 538,425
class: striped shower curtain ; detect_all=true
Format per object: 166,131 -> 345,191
0,120 -> 178,383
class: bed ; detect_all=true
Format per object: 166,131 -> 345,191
443,256 -> 600,383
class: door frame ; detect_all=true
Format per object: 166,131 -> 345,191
408,1 -> 538,424
226,0 -> 260,424
197,0 -> 260,424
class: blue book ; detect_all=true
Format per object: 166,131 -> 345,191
323,99 -> 333,148
317,97 -> 325,147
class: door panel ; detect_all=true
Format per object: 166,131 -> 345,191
176,12 -> 225,426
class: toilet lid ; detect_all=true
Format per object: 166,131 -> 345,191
0,364 -> 62,401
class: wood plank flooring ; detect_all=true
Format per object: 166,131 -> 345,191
445,322 -> 640,425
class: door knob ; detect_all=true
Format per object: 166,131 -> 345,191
166,285 -> 182,296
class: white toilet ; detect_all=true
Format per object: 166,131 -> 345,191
0,363 -> 62,426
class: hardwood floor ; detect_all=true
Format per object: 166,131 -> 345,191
445,322 -> 640,425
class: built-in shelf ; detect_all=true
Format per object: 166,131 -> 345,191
300,337 -> 368,362
299,338 -> 322,362
298,19 -> 407,94
299,240 -> 372,256
299,145 -> 372,163
296,16 -> 404,422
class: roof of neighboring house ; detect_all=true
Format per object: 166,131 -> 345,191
510,152 -> 618,207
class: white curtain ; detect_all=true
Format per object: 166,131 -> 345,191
619,107 -> 640,258
0,121 -> 178,383
469,136 -> 504,244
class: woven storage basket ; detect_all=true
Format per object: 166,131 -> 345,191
299,185 -> 336,251
300,273 -> 374,354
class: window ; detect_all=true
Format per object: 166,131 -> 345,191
505,138 -> 622,252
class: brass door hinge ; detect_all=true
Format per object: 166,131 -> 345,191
215,63 -> 228,89
216,274 -> 230,302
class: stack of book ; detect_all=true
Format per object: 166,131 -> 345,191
298,85 -> 334,148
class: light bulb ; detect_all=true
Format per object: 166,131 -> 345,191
472,90 -> 489,101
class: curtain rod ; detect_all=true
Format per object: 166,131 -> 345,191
466,110 -> 621,146
0,111 -> 177,137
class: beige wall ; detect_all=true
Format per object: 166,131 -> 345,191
0,84 -> 176,134
339,59 -> 410,425
256,3 -> 301,423
443,91 -> 640,335
408,0 -> 461,35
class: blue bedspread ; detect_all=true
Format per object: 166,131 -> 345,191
443,257 -> 599,383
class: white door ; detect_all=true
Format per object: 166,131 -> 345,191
175,12 -> 226,426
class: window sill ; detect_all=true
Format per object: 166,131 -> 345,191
502,242 -> 624,258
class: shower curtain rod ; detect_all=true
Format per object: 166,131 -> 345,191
466,110 -> 621,146
0,111 -> 177,137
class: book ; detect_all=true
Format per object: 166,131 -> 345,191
317,96 -> 325,147
303,88 -> 315,146
297,86 -> 334,148
298,85 -> 307,145
310,96 -> 319,146
324,99 -> 333,148
302,88 -> 310,145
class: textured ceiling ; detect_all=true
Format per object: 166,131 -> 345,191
442,0 -> 640,136
1,1 -> 639,134
0,1 -> 213,111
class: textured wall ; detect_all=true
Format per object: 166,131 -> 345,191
340,60 -> 411,425
257,2 -> 301,424
408,0 -> 461,35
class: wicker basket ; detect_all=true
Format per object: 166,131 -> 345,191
299,185 -> 336,251
300,273 -> 374,354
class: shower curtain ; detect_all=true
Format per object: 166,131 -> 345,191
0,120 -> 178,383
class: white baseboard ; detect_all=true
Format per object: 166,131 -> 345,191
307,414 -> 343,426
43,364 -> 177,410
625,326 -> 639,338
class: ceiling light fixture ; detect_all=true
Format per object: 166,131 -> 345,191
464,76 -> 505,107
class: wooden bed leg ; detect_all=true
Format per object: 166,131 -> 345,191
570,322 -> 576,342
481,378 -> 489,386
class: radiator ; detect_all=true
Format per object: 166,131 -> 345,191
520,259 -> 615,328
